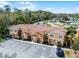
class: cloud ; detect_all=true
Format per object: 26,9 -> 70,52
18,2 -> 38,11
0,1 -> 79,14
19,2 -> 25,5
75,7 -> 79,10
0,1 -> 38,11
45,7 -> 65,13
0,1 -> 11,8
45,7 -> 79,14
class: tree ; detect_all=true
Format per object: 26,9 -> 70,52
63,16 -> 70,21
71,37 -> 79,50
57,41 -> 62,47
27,29 -> 31,41
43,31 -> 49,44
4,5 -> 11,13
17,28 -> 23,39
64,26 -> 76,48
74,15 -> 79,18
0,5 -> 54,40
0,5 -> 11,39
0,8 -> 4,14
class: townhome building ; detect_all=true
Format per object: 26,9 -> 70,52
9,24 -> 67,46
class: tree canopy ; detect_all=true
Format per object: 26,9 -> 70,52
0,5 -> 54,39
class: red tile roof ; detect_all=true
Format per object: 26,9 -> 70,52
9,24 -> 67,35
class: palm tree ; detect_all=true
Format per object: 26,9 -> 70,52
65,35 -> 74,48
43,31 -> 49,44
64,26 -> 76,48
71,37 -> 79,50
57,41 -> 62,47
17,28 -> 23,40
27,29 -> 31,41
4,5 -> 11,14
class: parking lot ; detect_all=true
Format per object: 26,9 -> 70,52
0,39 -> 59,58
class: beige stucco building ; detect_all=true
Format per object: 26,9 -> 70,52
9,24 -> 67,45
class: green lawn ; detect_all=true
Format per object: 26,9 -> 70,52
0,37 -> 5,43
64,25 -> 71,28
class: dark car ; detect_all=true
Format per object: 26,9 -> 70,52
56,47 -> 65,58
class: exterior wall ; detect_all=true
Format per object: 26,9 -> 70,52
37,38 -> 43,43
9,30 -> 66,46
48,32 -> 58,44
31,35 -> 37,42
39,37 -> 43,43
22,32 -> 28,39
53,33 -> 58,43
31,35 -> 43,43
48,33 -> 55,44
37,35 -> 44,43
47,34 -> 50,44
10,33 -> 19,39
48,31 -> 66,45
9,29 -> 19,39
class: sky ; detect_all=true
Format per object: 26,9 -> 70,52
0,1 -> 79,14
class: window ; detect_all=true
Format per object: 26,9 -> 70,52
50,32 -> 54,37
58,32 -> 62,39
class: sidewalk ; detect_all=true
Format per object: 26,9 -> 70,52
75,51 -> 79,58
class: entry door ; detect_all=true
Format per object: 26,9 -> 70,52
37,38 -> 40,43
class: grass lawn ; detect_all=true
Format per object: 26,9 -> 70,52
0,38 -> 5,43
46,23 -> 52,27
64,25 -> 71,28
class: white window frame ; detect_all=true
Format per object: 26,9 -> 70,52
50,32 -> 54,37
58,32 -> 62,41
